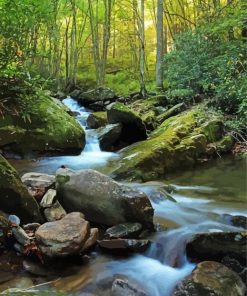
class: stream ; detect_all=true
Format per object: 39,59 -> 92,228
6,97 -> 247,296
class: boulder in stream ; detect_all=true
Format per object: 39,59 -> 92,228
186,231 -> 247,264
97,123 -> 122,151
107,102 -> 147,145
0,90 -> 85,155
87,112 -> 108,129
0,156 -> 42,223
98,239 -> 150,253
56,168 -> 154,227
172,261 -> 246,296
112,275 -> 148,296
105,223 -> 143,239
35,212 -> 90,257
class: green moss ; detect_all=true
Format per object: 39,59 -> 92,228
0,93 -> 85,154
201,119 -> 223,142
110,106 -> 227,181
216,135 -> 234,153
0,155 -> 42,222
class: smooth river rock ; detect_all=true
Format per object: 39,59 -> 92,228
172,261 -> 246,296
56,169 -> 154,227
105,223 -> 143,239
35,212 -> 90,257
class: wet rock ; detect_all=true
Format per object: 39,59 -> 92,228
35,212 -> 90,257
110,108 -> 229,181
23,259 -> 50,277
112,275 -> 148,296
81,228 -> 99,252
40,189 -> 57,208
107,102 -> 147,145
78,87 -> 116,107
12,226 -> 31,246
186,231 -> 247,264
172,261 -> 246,296
21,172 -> 55,189
221,256 -> 247,282
105,223 -> 143,239
97,123 -> 122,151
98,239 -> 150,253
0,156 -> 42,223
87,112 -> 108,129
56,169 -> 154,227
43,200 -> 66,222
0,216 -> 9,249
23,223 -> 41,233
221,214 -> 247,229
8,215 -> 20,226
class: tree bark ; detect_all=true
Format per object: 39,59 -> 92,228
156,0 -> 164,90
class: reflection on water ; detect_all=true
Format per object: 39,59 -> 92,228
5,98 -> 247,296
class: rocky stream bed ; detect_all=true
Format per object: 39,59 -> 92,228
0,95 -> 246,296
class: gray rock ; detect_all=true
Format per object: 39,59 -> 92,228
40,189 -> 57,208
172,261 -> 246,296
44,200 -> 66,222
105,223 -> 143,239
186,231 -> 247,264
56,169 -> 154,227
107,102 -> 147,144
81,228 -> 98,253
78,87 -> 116,107
8,215 -> 20,226
98,239 -> 150,253
97,123 -> 122,151
21,172 -> 55,189
112,275 -> 148,296
86,112 -> 107,129
12,226 -> 31,246
35,212 -> 90,257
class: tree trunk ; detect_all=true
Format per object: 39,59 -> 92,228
140,0 -> 146,98
156,0 -> 164,90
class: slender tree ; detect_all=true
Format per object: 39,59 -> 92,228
156,0 -> 164,90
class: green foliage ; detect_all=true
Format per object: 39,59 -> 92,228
164,5 -> 247,131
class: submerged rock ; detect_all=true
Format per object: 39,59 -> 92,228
107,102 -> 147,145
35,212 -> 90,257
186,231 -> 247,264
105,223 -> 143,239
112,275 -> 148,296
0,156 -> 42,223
221,214 -> 247,229
97,123 -> 122,151
87,112 -> 108,129
172,261 -> 246,296
98,239 -> 150,253
56,169 -> 154,227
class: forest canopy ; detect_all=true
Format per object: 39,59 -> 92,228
0,0 -> 246,132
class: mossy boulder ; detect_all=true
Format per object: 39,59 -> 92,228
0,155 -> 42,223
110,107 -> 228,181
173,261 -> 246,296
107,102 -> 147,144
86,112 -> 108,129
157,103 -> 185,124
0,94 -> 85,155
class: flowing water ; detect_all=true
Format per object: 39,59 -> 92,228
6,98 -> 247,296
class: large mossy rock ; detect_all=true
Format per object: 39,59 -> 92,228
56,168 -> 154,227
110,107 -> 230,181
0,94 -> 85,155
173,261 -> 246,296
86,111 -> 108,129
77,87 -> 116,107
0,155 -> 42,223
107,102 -> 147,144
